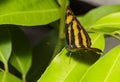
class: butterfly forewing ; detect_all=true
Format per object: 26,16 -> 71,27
65,6 -> 102,53
65,7 -> 91,49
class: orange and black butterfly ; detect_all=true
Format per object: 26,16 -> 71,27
65,6 -> 102,53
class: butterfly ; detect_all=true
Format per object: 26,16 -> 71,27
65,6 -> 102,53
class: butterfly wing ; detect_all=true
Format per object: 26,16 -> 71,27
65,6 -> 91,49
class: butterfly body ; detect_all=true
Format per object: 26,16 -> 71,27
65,6 -> 102,53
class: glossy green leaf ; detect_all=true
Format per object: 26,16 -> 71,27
0,71 -> 21,82
91,12 -> 120,33
0,0 -> 59,26
80,45 -> 120,82
38,48 -> 100,82
9,26 -> 32,76
0,27 -> 11,64
89,33 -> 104,51
81,5 -> 120,28
37,33 -> 104,82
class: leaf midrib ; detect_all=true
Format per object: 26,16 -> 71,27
0,49 -> 7,63
0,9 -> 59,17
104,51 -> 120,81
12,51 -> 25,75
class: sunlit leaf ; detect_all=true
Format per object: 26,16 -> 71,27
0,0 -> 59,26
89,33 -> 104,51
91,12 -> 120,33
80,45 -> 120,82
81,5 -> 120,28
0,71 -> 21,82
37,32 -> 104,82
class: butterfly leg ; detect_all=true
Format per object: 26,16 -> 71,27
68,52 -> 72,64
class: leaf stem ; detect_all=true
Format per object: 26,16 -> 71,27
4,63 -> 9,72
89,29 -> 120,41
22,75 -> 26,82
52,0 -> 67,57
2,71 -> 7,82
2,63 -> 9,82
108,33 -> 120,41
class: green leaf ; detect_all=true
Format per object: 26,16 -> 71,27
79,45 -> 120,82
37,48 -> 100,82
81,5 -> 120,28
37,33 -> 104,82
91,12 -> 120,33
115,30 -> 120,34
0,27 -> 11,64
0,0 -> 59,26
9,26 -> 32,76
89,33 -> 104,51
57,0 -> 69,6
0,71 -> 21,82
